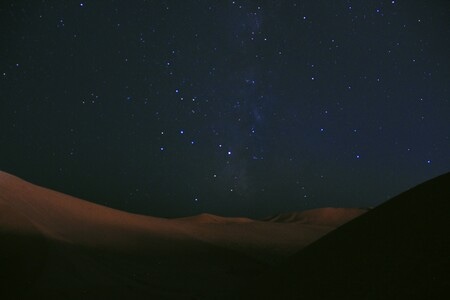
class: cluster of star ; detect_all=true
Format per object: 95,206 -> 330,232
1,0 -> 448,217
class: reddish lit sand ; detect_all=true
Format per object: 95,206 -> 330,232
0,171 -> 365,299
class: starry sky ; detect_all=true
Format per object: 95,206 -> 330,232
1,1 -> 449,218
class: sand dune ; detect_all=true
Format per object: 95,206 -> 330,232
5,170 -> 448,299
239,172 -> 450,299
0,171 -> 365,299
263,207 -> 368,226
0,171 -> 366,259
176,213 -> 254,224
0,171 -> 189,249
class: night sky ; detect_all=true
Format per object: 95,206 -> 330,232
1,1 -> 449,218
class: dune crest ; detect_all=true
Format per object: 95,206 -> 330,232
176,213 -> 254,224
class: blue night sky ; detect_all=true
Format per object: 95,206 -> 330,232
1,1 -> 449,217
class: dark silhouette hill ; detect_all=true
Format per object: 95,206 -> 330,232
239,172 -> 450,299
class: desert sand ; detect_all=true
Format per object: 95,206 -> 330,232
0,171 -> 365,299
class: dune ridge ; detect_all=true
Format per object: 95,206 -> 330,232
263,207 -> 368,226
0,171 -> 366,258
175,213 -> 254,224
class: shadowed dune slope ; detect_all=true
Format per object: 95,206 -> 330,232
239,172 -> 450,300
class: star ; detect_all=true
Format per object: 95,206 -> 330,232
2,0 -> 448,219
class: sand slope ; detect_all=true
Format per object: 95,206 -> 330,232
0,171 -> 365,299
240,172 -> 450,299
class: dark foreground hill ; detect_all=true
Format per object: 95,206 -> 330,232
0,171 -> 364,299
239,172 -> 450,299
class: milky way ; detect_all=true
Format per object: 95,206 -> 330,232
1,1 -> 449,217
